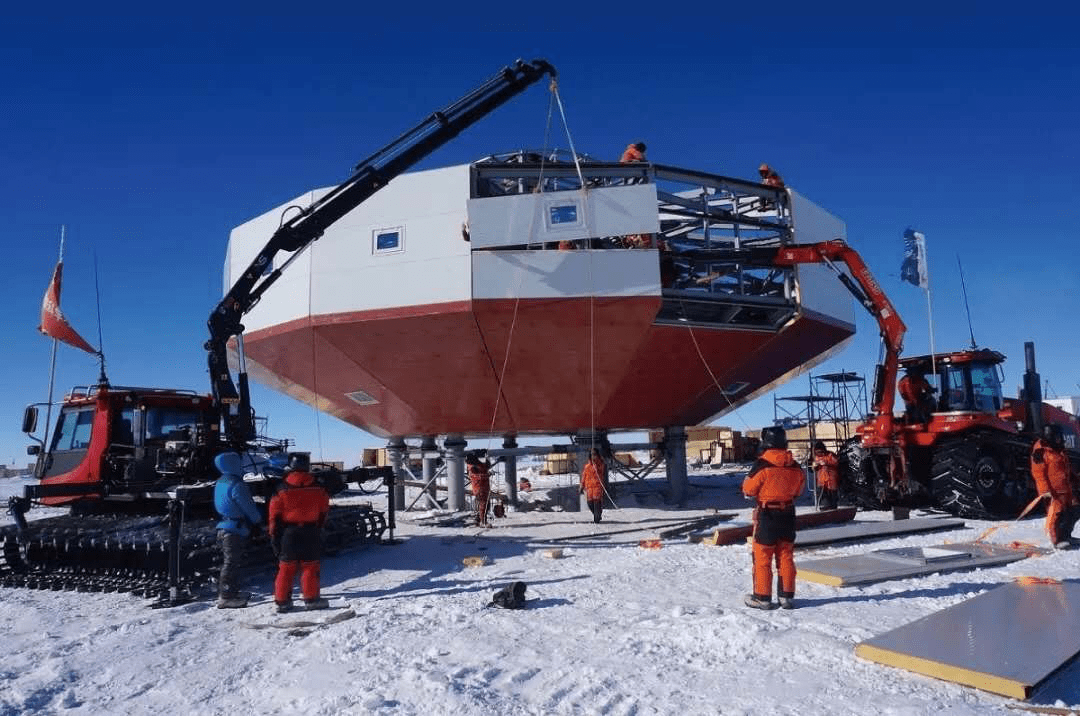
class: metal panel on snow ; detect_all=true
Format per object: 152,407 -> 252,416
799,542 -> 1038,587
856,580 -> 1080,699
466,184 -> 660,248
794,517 -> 966,548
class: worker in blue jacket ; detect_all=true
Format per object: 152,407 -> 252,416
213,452 -> 263,608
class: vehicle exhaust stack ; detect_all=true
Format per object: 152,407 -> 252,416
1023,341 -> 1043,435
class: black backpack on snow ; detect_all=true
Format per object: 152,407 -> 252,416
488,581 -> 527,609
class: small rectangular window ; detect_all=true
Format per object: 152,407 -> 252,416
544,198 -> 584,232
345,390 -> 379,406
549,204 -> 578,225
373,227 -> 404,255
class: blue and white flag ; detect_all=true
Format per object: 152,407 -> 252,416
901,228 -> 928,289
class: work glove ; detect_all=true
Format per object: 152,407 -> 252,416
271,531 -> 283,558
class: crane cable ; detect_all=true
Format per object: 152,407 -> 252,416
477,83 -> 561,515
551,79 -> 598,466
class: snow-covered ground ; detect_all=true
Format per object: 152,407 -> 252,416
3,465 -> 1080,716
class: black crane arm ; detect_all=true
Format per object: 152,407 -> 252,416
207,58 -> 557,445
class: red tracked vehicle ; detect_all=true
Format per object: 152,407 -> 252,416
841,344 -> 1080,519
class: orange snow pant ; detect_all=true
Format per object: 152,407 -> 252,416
752,540 -> 796,600
1046,495 -> 1080,545
274,560 -> 321,602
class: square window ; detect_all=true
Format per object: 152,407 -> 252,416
373,227 -> 404,255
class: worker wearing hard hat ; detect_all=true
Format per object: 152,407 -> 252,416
742,427 -> 805,610
1031,424 -> 1080,549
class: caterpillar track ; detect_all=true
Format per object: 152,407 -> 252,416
0,502 -> 387,599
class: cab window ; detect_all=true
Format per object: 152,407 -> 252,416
969,363 -> 1003,413
51,408 -> 95,451
942,366 -> 971,411
144,408 -> 201,441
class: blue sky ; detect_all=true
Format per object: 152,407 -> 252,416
3,9 -> 1078,467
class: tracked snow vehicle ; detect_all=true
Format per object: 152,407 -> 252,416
840,343 -> 1080,519
4,384 -> 389,597
5,58 -> 559,600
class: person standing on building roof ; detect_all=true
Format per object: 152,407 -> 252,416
213,451 -> 263,609
580,449 -> 607,523
269,453 -> 331,612
742,427 -> 804,610
620,141 -> 647,163
1030,424 -> 1080,549
898,366 -> 935,425
812,441 -> 839,510
467,452 -> 494,527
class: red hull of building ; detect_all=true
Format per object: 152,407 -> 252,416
242,297 -> 852,439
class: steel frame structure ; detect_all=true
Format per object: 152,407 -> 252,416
469,155 -> 797,332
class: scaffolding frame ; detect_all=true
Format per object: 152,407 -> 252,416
774,370 -> 868,454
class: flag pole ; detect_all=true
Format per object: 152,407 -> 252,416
923,236 -> 937,380
42,226 -> 64,451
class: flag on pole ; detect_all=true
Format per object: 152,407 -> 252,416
901,228 -> 929,289
39,260 -> 97,354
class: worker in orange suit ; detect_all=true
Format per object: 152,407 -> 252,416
620,141 -> 646,163
898,367 -> 935,425
269,453 -> 330,613
757,163 -> 785,188
467,452 -> 494,527
742,426 -> 805,610
812,441 -> 839,510
580,449 -> 607,523
1030,424 -> 1080,549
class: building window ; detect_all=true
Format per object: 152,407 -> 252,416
373,227 -> 404,255
544,198 -> 583,231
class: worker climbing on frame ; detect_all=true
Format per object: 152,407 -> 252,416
1030,424 -> 1080,549
269,453 -> 331,612
812,440 -> 840,510
620,141 -> 646,164
742,426 -> 804,610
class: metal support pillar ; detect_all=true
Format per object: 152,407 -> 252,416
387,438 -> 406,514
445,434 -> 467,511
502,435 -> 518,508
664,426 -> 688,505
421,435 -> 439,508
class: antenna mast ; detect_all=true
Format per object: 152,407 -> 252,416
93,252 -> 109,386
956,254 -> 977,350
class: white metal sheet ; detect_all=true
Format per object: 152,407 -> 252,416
466,184 -> 660,249
471,249 -> 661,300
798,542 -> 1033,587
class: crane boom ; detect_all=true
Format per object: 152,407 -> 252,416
206,59 -> 557,444
684,239 -> 906,445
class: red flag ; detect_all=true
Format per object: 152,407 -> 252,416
38,261 -> 97,354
